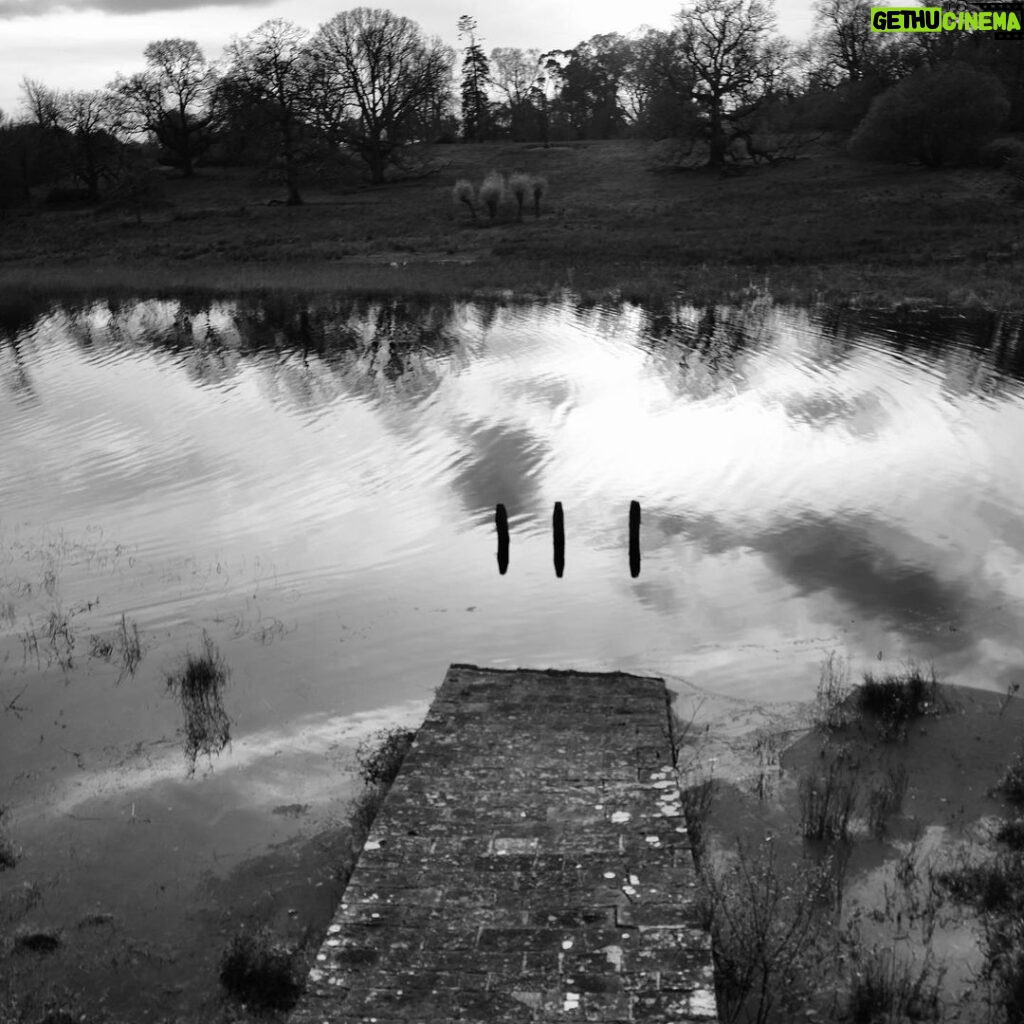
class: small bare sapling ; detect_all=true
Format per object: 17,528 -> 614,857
479,172 -> 505,222
509,172 -> 531,221
452,178 -> 477,221
531,175 -> 547,218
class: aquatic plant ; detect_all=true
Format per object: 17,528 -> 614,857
452,178 -> 477,221
798,750 -> 859,841
165,631 -> 231,774
866,763 -> 909,838
89,613 -> 143,683
856,664 -> 938,740
814,651 -> 852,732
844,943 -> 944,1024
508,172 -> 531,222
479,171 -> 505,222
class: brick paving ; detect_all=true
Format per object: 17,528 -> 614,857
290,663 -> 718,1023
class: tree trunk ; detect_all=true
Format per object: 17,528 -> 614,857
281,120 -> 303,205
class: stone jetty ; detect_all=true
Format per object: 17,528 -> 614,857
290,663 -> 718,1023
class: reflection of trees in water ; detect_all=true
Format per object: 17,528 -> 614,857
41,294 -> 484,411
0,296 -> 52,401
810,306 -> 1024,394
621,298 -> 775,400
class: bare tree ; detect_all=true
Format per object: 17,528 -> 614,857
225,19 -> 310,204
20,77 -> 60,129
811,0 -> 879,84
110,38 -> 219,176
19,78 -> 120,198
675,0 -> 790,168
310,8 -> 453,183
490,47 -> 544,139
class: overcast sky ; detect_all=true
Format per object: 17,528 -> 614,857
0,0 -> 817,120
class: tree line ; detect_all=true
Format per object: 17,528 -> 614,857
0,0 -> 1021,213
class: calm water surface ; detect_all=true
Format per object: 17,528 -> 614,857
2,294 -> 1024,1014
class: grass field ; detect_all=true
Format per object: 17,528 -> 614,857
1,138 -> 1021,308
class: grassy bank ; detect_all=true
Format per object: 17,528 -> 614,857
1,139 -> 1021,308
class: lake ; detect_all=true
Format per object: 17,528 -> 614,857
2,293 -> 1023,1016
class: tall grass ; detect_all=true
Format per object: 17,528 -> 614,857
814,651 -> 852,732
856,665 -> 937,739
798,751 -> 859,842
845,944 -> 944,1024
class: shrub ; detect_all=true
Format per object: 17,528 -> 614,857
479,171 -> 505,221
508,172 -> 531,221
531,175 -> 547,218
980,137 -> 1024,169
700,838 -> 836,1023
849,62 -> 1009,167
451,177 -> 476,221
219,926 -> 302,1010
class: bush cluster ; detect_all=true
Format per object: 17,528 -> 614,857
452,171 -> 548,223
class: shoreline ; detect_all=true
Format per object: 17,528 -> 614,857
1,256 -> 1020,310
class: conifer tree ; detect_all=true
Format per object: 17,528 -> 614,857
458,15 -> 491,141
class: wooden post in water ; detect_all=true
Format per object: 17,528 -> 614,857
553,501 -> 565,578
629,500 -> 641,578
495,503 -> 509,575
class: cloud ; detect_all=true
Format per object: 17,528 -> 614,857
0,0 -> 273,16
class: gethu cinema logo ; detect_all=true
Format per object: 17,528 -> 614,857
870,5 -> 1023,30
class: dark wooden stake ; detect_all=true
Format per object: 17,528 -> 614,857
553,502 -> 565,578
496,504 -> 509,575
629,500 -> 641,578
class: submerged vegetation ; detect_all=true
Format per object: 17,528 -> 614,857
216,726 -> 416,1014
165,630 -> 231,774
88,613 -> 144,683
693,654 -> 1024,1023
218,926 -> 304,1011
